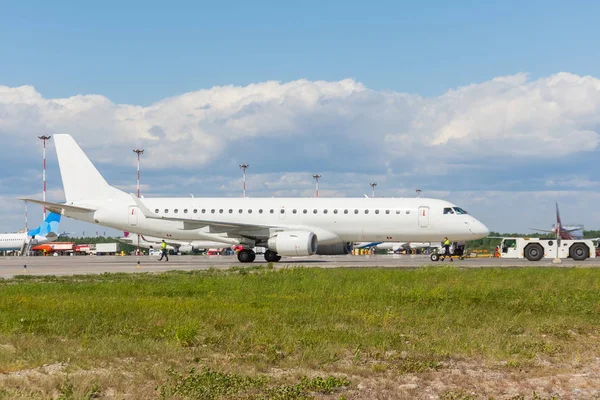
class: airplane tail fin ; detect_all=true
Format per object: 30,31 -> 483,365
54,134 -> 128,203
27,212 -> 61,238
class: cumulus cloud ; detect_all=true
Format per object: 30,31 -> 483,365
2,73 -> 599,172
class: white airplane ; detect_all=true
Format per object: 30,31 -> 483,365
117,232 -> 231,253
0,212 -> 61,253
21,134 -> 489,263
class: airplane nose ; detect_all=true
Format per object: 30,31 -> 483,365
471,219 -> 490,238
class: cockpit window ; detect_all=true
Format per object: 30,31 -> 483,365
453,207 -> 468,215
443,207 -> 454,215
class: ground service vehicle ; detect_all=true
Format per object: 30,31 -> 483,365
500,237 -> 596,261
90,243 -> 118,255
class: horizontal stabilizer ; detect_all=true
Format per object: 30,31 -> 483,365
19,198 -> 96,214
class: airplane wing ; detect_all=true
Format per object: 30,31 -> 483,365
131,194 -> 325,242
19,198 -> 96,214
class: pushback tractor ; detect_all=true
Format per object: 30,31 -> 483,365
499,237 -> 596,261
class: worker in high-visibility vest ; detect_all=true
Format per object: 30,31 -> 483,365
159,240 -> 169,262
442,237 -> 453,262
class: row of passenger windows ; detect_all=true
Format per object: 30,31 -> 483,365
154,208 -> 411,215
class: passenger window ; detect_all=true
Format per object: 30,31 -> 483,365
239,209 -> 243,213
280,209 -> 285,214
211,209 -> 215,214
385,210 -> 390,214
164,209 -> 169,213
324,209 -> 328,214
303,209 -> 308,214
248,209 -> 252,214
333,209 -> 338,214
354,209 -> 359,214
202,209 -> 206,213
193,209 -> 198,214
293,209 -> 297,214
229,209 -> 233,214
155,209 -> 159,213
184,209 -> 188,213
174,209 -> 178,214
396,210 -> 401,214
405,210 -> 410,214
270,209 -> 274,214
375,210 -> 379,214
313,209 -> 318,214
219,209 -> 223,214
344,210 -> 348,214
259,209 -> 263,214
364,210 -> 369,214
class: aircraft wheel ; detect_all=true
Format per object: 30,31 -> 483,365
430,253 -> 440,262
569,243 -> 588,261
264,250 -> 282,263
237,249 -> 255,263
524,243 -> 544,261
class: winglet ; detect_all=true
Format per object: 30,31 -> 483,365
130,194 -> 160,219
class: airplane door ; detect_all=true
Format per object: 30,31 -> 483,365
418,206 -> 429,228
128,206 -> 139,226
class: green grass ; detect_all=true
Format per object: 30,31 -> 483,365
0,266 -> 599,397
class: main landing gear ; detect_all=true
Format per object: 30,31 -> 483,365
237,249 -> 256,263
236,249 -> 282,263
264,250 -> 281,263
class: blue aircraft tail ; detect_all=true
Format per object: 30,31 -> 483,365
27,212 -> 61,238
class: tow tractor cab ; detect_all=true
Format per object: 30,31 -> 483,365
500,237 -> 596,261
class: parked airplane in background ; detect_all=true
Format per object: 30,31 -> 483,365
117,232 -> 231,253
22,134 -> 489,263
0,212 -> 61,253
531,203 -> 584,240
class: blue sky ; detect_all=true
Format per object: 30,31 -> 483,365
1,0 -> 600,236
2,0 -> 599,103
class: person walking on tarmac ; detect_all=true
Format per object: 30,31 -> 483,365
442,237 -> 453,261
159,240 -> 169,262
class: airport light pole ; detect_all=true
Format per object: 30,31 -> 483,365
370,182 -> 377,198
133,149 -> 144,199
38,135 -> 51,219
416,189 -> 422,198
133,149 -> 144,256
312,174 -> 321,198
239,164 -> 249,198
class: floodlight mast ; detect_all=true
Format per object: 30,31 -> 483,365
133,148 -> 144,256
38,135 -> 52,219
312,174 -> 322,197
239,164 -> 249,198
370,182 -> 377,198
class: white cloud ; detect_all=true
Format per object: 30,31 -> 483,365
2,73 -> 598,171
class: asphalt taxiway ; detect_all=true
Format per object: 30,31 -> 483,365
1,254 -> 600,279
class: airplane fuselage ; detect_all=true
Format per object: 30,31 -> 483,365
62,196 -> 489,246
0,233 -> 53,252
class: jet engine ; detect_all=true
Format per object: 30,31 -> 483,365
178,244 -> 194,254
316,241 -> 354,255
267,231 -> 318,256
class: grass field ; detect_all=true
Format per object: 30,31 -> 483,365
1,265 -> 599,399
